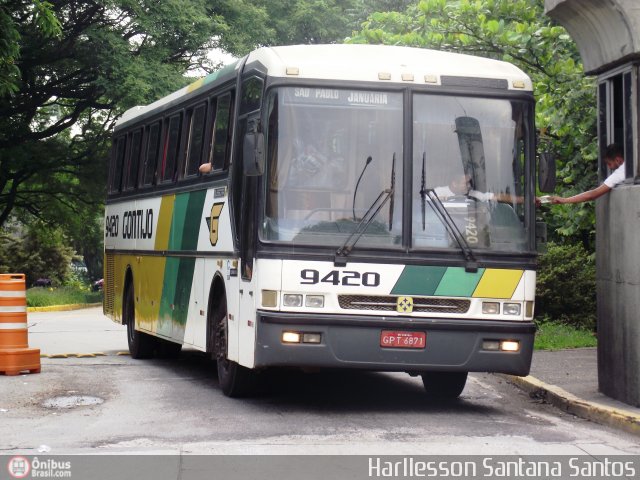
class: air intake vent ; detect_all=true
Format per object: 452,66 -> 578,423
104,252 -> 115,315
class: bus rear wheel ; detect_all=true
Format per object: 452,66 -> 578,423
421,371 -> 468,399
124,284 -> 155,359
212,294 -> 255,397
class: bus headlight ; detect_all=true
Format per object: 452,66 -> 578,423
305,295 -> 324,308
500,340 -> 520,352
282,331 -> 301,343
503,303 -> 521,316
482,302 -> 500,315
283,294 -> 303,307
262,290 -> 278,307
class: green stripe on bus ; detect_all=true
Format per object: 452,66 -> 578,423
157,257 -> 195,339
390,266 -> 447,297
173,257 -> 196,327
434,267 -> 485,297
168,194 -> 190,250
167,191 -> 206,251
181,190 -> 207,251
158,257 -> 180,337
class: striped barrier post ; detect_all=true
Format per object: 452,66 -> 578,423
0,273 -> 41,375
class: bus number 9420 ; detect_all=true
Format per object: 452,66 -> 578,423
300,269 -> 380,287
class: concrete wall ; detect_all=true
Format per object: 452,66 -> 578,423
545,0 -> 640,74
596,186 -> 640,406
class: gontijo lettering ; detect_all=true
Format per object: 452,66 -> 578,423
122,209 -> 153,239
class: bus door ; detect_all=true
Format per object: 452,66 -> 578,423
235,75 -> 264,367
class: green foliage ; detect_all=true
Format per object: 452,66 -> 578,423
0,1 -> 61,97
0,222 -> 74,286
349,0 -> 599,247
27,285 -> 102,307
535,242 -> 596,330
534,319 -> 597,350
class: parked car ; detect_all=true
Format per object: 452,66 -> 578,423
34,278 -> 52,287
91,278 -> 104,291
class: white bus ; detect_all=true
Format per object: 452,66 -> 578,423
104,44 -> 538,398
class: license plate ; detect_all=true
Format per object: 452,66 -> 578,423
380,330 -> 426,349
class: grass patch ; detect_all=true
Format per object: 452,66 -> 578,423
27,286 -> 102,307
535,320 -> 597,350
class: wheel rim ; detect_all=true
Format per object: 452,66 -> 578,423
213,305 -> 230,373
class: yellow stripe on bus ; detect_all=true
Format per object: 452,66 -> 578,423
136,256 -> 166,333
472,269 -> 524,299
155,195 -> 175,251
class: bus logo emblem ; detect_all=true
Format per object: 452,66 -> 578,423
397,296 -> 413,313
206,203 -> 225,246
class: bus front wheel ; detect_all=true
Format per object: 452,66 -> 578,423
421,371 -> 468,399
212,295 -> 255,397
124,284 -> 155,359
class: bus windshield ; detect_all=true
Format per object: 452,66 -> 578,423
262,87 -> 404,248
413,94 -> 531,252
261,87 -> 532,253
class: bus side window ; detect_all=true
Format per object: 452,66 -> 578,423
210,93 -> 233,172
161,113 -> 182,183
124,129 -> 143,190
110,136 -> 127,193
142,121 -> 161,187
184,103 -> 207,177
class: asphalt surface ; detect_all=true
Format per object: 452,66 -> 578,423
1,307 -> 639,456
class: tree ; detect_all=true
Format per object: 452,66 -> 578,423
0,0 -> 280,230
0,221 -> 74,286
349,0 -> 599,247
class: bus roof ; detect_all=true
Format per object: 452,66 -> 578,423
248,44 -> 532,89
116,44 -> 532,128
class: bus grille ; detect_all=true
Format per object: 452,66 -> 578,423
338,295 -> 470,314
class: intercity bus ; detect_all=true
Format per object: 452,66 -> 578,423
104,44 -> 538,398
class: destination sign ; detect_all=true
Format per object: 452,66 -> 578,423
282,87 -> 402,109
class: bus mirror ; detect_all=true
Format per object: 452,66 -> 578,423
538,152 -> 556,193
243,131 -> 264,176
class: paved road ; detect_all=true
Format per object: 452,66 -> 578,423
1,308 -> 639,455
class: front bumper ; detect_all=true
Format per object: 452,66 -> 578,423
255,311 -> 535,376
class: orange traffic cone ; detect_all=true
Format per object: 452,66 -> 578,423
0,274 -> 40,375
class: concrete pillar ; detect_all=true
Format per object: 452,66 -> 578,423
596,188 -> 640,406
546,0 -> 640,405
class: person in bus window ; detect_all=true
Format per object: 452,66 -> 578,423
434,173 -> 525,204
547,143 -> 625,204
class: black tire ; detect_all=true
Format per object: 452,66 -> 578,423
421,371 -> 468,399
212,293 -> 255,397
125,284 -> 156,359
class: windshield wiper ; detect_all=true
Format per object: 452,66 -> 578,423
335,188 -> 393,265
336,158 -> 395,266
352,156 -> 373,221
388,153 -> 396,230
420,152 -> 427,230
420,152 -> 478,272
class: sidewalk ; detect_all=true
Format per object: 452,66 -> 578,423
504,348 -> 640,436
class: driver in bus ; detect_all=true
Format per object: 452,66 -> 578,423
434,172 -> 537,205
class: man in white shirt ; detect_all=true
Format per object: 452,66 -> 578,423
549,144 -> 625,204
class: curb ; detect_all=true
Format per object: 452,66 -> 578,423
27,303 -> 102,313
502,374 -> 640,436
41,352 -> 130,358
